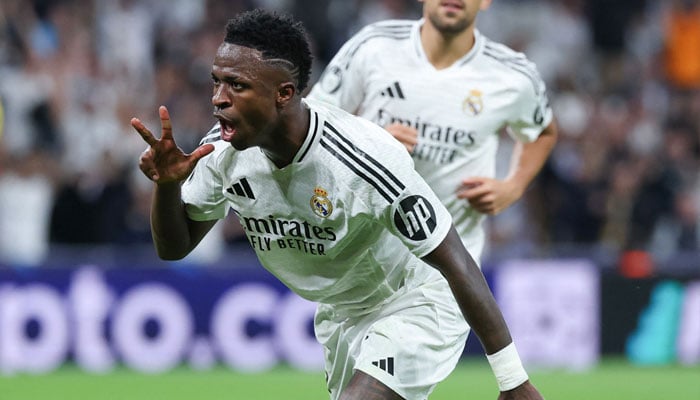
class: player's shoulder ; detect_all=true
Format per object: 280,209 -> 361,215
476,31 -> 545,89
360,19 -> 414,32
198,124 -> 223,145
305,97 -> 376,137
197,124 -> 227,150
478,33 -> 536,68
350,19 -> 414,45
329,19 -> 416,68
305,98 -> 405,153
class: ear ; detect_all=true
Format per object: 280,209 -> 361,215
277,82 -> 296,108
480,0 -> 493,11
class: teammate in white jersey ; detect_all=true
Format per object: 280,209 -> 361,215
309,0 -> 558,262
131,9 -> 543,400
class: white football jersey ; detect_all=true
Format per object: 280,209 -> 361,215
308,20 -> 553,261
182,98 -> 452,313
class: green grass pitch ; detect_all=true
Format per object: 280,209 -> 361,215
1,358 -> 698,400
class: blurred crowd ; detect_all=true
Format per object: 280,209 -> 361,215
0,0 -> 698,268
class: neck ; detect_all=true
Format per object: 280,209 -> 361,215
262,101 -> 310,169
420,22 -> 476,70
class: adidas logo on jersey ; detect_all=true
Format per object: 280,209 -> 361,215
371,357 -> 395,375
227,178 -> 255,199
380,82 -> 405,99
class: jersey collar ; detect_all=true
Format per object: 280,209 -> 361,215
293,100 -> 321,164
411,19 -> 483,70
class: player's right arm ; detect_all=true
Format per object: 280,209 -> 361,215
131,105 -> 216,260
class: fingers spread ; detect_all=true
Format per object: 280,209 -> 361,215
131,117 -> 158,147
159,106 -> 173,140
191,143 -> 215,162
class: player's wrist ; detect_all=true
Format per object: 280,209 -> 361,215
486,342 -> 528,391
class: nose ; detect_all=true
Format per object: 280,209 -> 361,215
212,84 -> 231,109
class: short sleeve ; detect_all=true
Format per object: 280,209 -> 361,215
181,146 -> 229,221
349,119 -> 452,257
307,26 -> 372,114
507,63 -> 553,143
386,173 -> 453,258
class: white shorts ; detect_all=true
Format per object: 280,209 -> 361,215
314,278 -> 470,400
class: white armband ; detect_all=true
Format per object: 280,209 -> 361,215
486,342 -> 529,391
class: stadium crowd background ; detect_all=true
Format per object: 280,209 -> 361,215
0,0 -> 698,271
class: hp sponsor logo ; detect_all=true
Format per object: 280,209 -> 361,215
393,195 -> 437,240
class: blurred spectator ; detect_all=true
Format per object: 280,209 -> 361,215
49,154 -> 132,244
96,0 -> 156,91
0,50 -> 60,155
0,147 -> 57,267
0,95 -> 4,138
661,0 -> 700,90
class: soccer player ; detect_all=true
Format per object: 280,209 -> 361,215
131,9 -> 543,400
308,0 -> 558,262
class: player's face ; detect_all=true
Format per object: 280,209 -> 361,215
211,43 -> 287,151
420,0 -> 492,34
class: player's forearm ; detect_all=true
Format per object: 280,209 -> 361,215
423,228 -> 513,353
150,182 -> 194,260
424,228 -> 531,391
444,258 -> 513,353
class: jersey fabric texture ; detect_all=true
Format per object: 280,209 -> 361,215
308,19 -> 554,261
182,99 -> 469,397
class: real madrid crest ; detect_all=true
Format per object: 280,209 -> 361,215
462,89 -> 484,116
310,186 -> 333,218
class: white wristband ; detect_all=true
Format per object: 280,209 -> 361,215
486,342 -> 529,391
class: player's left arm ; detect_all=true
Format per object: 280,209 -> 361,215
504,119 -> 558,198
458,72 -> 558,215
422,226 -> 544,399
383,116 -> 544,396
423,226 -> 511,352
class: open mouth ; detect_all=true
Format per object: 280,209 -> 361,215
219,119 -> 237,142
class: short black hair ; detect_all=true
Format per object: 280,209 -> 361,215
224,9 -> 313,92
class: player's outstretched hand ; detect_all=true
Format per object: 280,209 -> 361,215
131,106 -> 214,184
384,123 -> 418,153
497,381 -> 544,400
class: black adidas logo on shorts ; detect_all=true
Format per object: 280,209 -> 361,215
371,357 -> 394,375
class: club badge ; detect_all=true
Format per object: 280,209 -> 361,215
310,186 -> 333,218
462,89 -> 484,116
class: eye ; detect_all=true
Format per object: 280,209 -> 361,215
227,79 -> 244,90
211,74 -> 245,90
